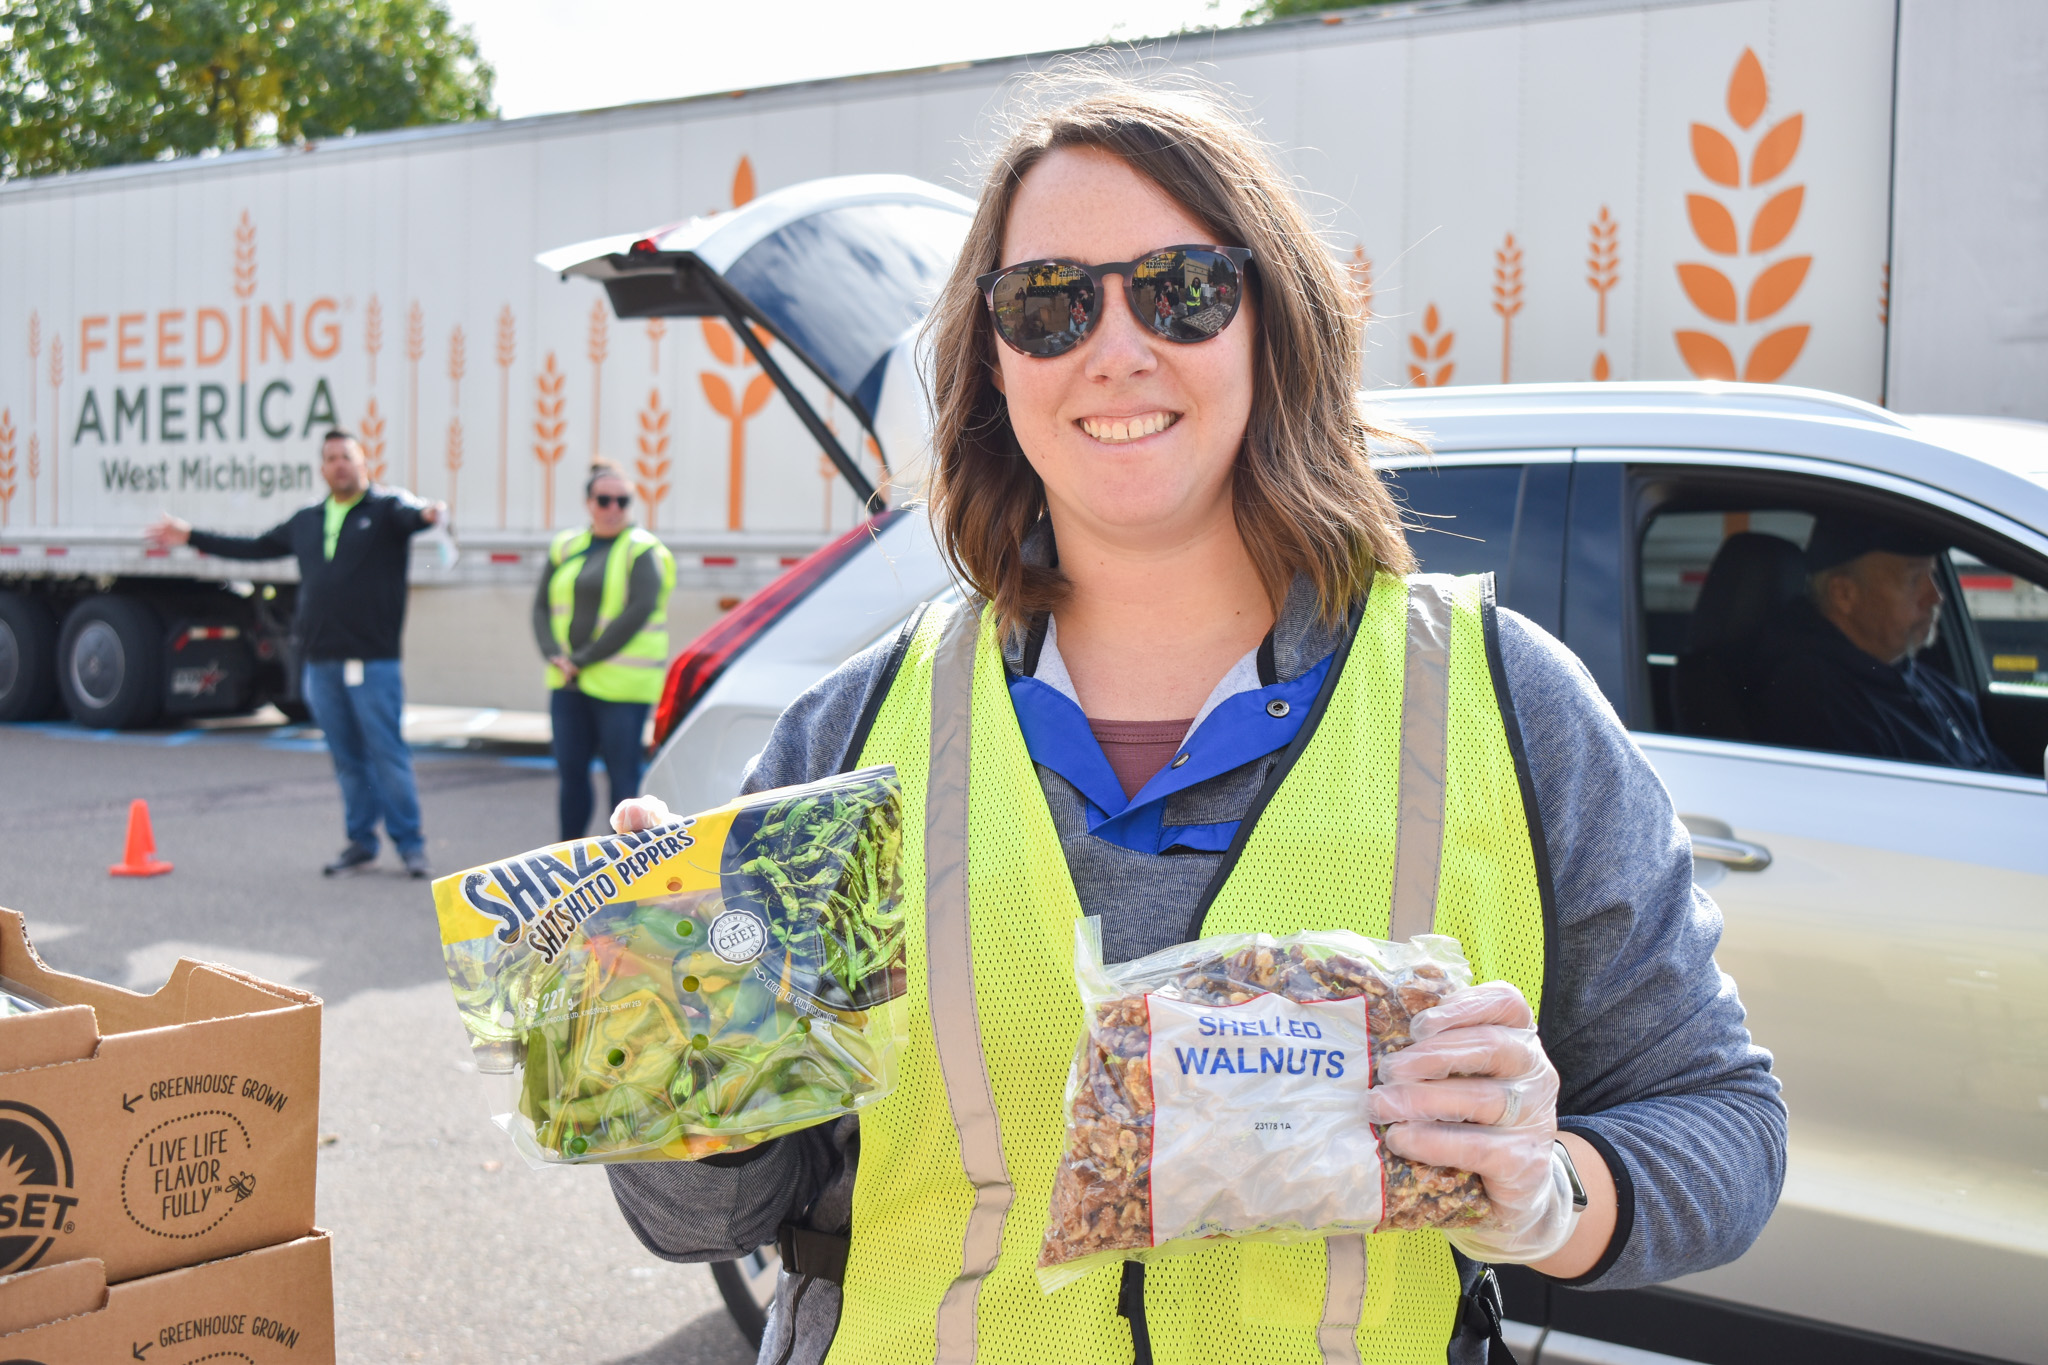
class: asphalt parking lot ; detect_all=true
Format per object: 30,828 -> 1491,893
0,720 -> 754,1365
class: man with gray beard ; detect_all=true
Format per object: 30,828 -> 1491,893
1758,513 -> 2017,771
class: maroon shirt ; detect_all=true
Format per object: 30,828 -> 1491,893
1087,716 -> 1195,800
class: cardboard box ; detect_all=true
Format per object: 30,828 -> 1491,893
0,909 -> 320,1284
0,1229 -> 334,1363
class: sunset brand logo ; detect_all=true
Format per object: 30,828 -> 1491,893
0,1102 -> 79,1275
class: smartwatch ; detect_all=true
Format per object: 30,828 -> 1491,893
1554,1139 -> 1589,1214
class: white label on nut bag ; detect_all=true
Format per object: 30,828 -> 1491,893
1145,992 -> 1383,1243
709,910 -> 769,965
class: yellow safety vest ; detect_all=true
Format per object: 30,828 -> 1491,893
546,526 -> 676,704
829,573 -> 1549,1365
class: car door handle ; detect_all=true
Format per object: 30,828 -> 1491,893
1690,834 -> 1772,871
1679,815 -> 1773,872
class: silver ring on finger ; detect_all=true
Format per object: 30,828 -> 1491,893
1495,1086 -> 1522,1128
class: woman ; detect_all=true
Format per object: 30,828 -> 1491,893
533,459 -> 675,839
609,80 -> 1784,1365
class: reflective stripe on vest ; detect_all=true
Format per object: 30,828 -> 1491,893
924,606 -> 1016,1359
545,526 -> 675,703
831,574 -> 1547,1365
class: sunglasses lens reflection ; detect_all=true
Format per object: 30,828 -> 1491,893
1129,249 -> 1243,343
991,262 -> 1095,357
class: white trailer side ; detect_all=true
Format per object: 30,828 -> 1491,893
2,0 -> 2041,720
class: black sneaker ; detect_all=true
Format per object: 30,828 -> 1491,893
323,844 -> 377,877
402,848 -> 433,880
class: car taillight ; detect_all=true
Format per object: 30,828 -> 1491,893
651,508 -> 906,749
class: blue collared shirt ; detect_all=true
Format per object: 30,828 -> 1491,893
1006,617 -> 1332,855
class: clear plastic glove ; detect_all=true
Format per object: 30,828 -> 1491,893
1360,980 -> 1576,1264
610,794 -> 673,834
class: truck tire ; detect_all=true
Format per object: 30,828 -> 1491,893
58,595 -> 166,729
0,591 -> 61,722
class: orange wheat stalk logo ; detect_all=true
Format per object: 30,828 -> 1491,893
1348,246 -> 1375,325
24,312 -> 38,525
365,295 -> 383,388
234,211 -> 257,385
46,334 -> 61,519
233,211 -> 258,299
733,156 -> 756,208
700,318 -> 775,531
533,352 -> 568,527
1492,234 -> 1524,383
0,408 -> 16,527
496,306 -> 516,528
636,389 -> 673,530
1348,246 -> 1375,378
445,419 -> 464,520
587,300 -> 610,460
1877,262 -> 1889,328
1408,305 -> 1455,388
360,398 -> 389,482
405,301 -> 425,488
1674,48 -> 1811,384
445,327 -> 466,517
646,318 -> 666,372
1587,207 -> 1620,380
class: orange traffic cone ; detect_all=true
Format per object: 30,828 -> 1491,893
109,799 -> 173,877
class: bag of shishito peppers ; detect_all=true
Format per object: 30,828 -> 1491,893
1038,919 -> 1490,1290
431,767 -> 908,1165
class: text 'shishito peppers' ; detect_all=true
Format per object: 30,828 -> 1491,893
431,766 -> 908,1164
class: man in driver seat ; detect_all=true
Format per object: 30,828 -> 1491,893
1757,513 -> 2017,771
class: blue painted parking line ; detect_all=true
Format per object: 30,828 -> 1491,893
2,719 -> 549,767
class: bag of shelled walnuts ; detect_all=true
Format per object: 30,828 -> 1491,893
1037,920 -> 1492,1290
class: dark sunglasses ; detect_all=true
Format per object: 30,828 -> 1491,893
591,493 -> 632,509
976,245 -> 1254,358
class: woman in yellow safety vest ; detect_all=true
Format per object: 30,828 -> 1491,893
609,76 -> 1782,1365
533,458 -> 675,839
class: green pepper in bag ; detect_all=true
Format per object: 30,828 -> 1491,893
431,766 -> 908,1164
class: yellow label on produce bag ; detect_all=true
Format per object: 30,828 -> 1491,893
434,806 -> 740,953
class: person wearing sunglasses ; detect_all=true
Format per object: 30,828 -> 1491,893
606,77 -> 1782,1365
531,459 -> 675,839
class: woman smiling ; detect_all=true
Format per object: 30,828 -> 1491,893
607,76 -> 1784,1365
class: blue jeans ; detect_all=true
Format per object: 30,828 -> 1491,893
551,687 -> 649,840
302,659 -> 424,857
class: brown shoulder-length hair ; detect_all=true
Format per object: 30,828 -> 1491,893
925,71 -> 1417,639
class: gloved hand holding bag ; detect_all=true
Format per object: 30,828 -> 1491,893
1363,980 -> 1578,1264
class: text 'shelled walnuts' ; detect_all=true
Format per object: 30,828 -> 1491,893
1041,939 -> 1490,1272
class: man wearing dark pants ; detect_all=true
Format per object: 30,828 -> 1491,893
148,431 -> 447,876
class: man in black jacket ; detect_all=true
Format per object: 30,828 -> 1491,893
1756,513 -> 2018,772
148,431 -> 449,876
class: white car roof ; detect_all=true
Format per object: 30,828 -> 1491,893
1362,382 -> 2048,541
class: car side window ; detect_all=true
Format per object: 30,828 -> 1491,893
1952,553 -> 2048,695
1949,552 -> 2048,772
1380,464 -> 1523,578
1638,497 -> 2037,775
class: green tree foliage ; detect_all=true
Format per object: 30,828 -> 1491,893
0,0 -> 496,180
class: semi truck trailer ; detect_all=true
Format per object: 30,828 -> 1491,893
1,0 -> 2039,727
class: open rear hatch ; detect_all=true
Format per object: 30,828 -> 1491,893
537,174 -> 973,508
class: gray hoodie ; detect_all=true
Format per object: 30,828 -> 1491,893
605,576 -> 1786,1364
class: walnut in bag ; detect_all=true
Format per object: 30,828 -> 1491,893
1038,920 -> 1491,1290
